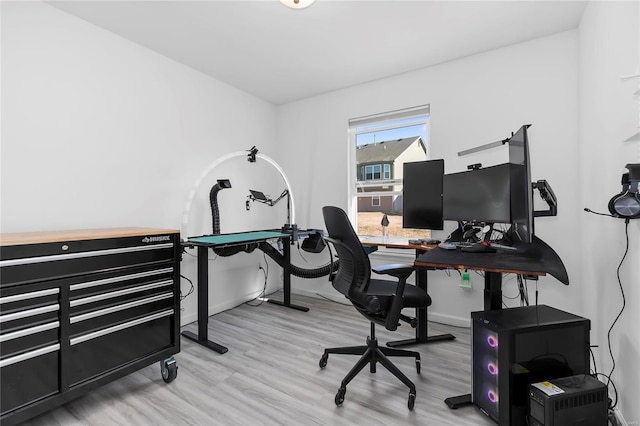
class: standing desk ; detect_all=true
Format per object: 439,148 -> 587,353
413,235 -> 569,408
182,230 -> 308,354
360,237 -> 456,347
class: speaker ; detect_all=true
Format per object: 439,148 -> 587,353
608,164 -> 640,219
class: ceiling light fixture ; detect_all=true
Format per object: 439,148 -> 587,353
279,0 -> 315,10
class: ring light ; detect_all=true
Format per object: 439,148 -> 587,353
181,150 -> 296,237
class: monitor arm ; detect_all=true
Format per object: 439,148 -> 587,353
246,189 -> 291,225
533,179 -> 557,217
248,188 -> 289,207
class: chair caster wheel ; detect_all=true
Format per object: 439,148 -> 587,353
408,392 -> 416,410
319,354 -> 328,369
416,358 -> 421,374
335,387 -> 346,406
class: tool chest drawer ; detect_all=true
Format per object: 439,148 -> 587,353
0,228 -> 180,426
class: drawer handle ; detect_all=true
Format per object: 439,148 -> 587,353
0,344 -> 60,368
70,280 -> 173,307
0,288 -> 59,305
0,243 -> 174,267
0,321 -> 60,343
70,267 -> 173,291
70,310 -> 174,346
70,293 -> 173,323
0,304 -> 59,323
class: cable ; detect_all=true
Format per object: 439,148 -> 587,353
594,372 -> 619,411
183,246 -> 218,261
589,345 -> 598,376
180,275 -> 194,301
246,253 -> 269,306
517,275 -> 529,306
605,219 -> 630,406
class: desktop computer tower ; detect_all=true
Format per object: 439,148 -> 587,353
528,374 -> 607,426
471,305 -> 590,426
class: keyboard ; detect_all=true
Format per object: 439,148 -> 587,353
454,241 -> 475,248
438,240 -> 517,251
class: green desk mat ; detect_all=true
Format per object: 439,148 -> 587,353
187,231 -> 288,246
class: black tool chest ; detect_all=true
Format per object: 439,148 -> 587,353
0,228 -> 181,425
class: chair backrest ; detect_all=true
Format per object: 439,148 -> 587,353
322,206 -> 371,305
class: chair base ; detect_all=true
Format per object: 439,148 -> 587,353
319,322 -> 420,410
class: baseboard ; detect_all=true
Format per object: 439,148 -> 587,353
428,311 -> 471,328
610,407 -> 629,426
180,288 -> 472,328
295,288 -> 351,306
180,288 -> 269,327
296,289 -> 471,328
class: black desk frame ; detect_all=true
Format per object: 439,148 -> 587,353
387,248 -> 456,348
361,241 -> 456,348
182,232 -> 308,354
413,236 -> 567,409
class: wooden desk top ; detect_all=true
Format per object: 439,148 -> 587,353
0,228 -> 179,246
414,256 -> 546,277
413,236 -> 569,285
359,236 -> 437,251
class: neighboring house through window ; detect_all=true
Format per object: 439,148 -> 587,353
348,105 -> 431,238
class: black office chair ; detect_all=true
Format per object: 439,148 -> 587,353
318,206 -> 432,410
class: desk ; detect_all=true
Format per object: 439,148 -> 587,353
413,235 -> 568,409
360,237 -> 456,347
182,230 -> 308,354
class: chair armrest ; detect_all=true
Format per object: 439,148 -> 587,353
372,263 -> 414,280
373,265 -> 416,332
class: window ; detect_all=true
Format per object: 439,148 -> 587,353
348,105 -> 431,238
362,164 -> 389,181
383,164 -> 391,180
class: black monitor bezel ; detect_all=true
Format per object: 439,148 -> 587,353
442,163 -> 513,224
402,159 -> 445,230
508,125 -> 533,243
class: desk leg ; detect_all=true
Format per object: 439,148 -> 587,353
387,264 -> 455,348
181,245 -> 229,354
445,394 -> 472,409
484,271 -> 502,310
267,236 -> 309,312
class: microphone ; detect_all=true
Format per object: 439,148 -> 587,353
584,207 -> 616,217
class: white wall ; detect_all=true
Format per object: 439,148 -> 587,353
277,30 -> 581,325
0,1 -> 281,325
578,1 -> 640,423
3,1 -> 638,423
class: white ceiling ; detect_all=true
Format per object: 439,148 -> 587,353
48,0 -> 587,105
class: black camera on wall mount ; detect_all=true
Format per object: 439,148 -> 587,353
608,163 -> 640,219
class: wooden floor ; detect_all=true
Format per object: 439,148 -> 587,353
24,293 -> 496,426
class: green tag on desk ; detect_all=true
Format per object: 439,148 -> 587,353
460,271 -> 472,288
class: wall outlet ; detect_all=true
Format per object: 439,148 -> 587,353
460,271 -> 472,288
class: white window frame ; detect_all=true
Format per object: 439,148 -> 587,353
383,164 -> 391,180
371,196 -> 381,207
347,105 -> 431,236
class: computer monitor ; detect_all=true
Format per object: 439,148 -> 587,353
402,159 -> 444,230
443,163 -> 512,224
508,125 -> 533,243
